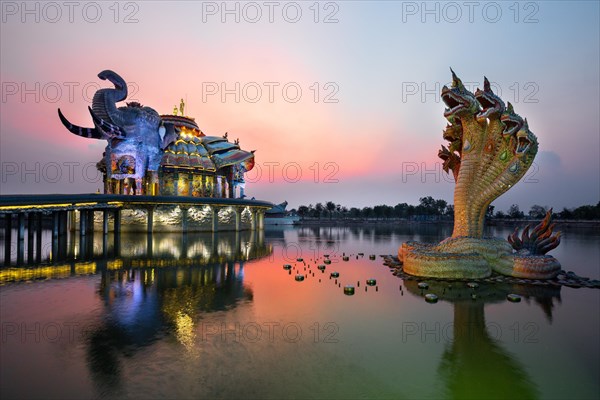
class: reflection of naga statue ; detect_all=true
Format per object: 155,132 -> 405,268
399,70 -> 561,279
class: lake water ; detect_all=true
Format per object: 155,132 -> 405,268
1,224 -> 599,399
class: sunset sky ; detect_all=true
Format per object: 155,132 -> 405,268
1,1 -> 598,212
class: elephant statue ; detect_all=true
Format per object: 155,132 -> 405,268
58,70 -> 179,194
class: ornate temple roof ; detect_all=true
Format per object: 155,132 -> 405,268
160,115 -> 201,132
160,116 -> 254,172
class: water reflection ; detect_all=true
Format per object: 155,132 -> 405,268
0,230 -> 271,283
1,226 -> 597,399
89,260 -> 253,395
403,280 -> 562,399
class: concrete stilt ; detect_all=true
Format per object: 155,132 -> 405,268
4,214 -> 12,265
17,213 -> 25,265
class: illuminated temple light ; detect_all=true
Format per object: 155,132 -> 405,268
0,203 -> 72,211
74,262 -> 97,275
0,264 -> 75,284
175,311 -> 196,349
108,260 -> 123,270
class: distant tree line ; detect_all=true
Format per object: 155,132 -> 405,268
291,197 -> 600,221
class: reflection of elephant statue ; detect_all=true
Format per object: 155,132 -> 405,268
58,70 -> 179,193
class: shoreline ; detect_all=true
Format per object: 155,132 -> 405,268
294,219 -> 600,228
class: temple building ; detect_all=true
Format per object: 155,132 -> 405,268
98,112 -> 255,198
57,71 -> 256,199
151,114 -> 253,198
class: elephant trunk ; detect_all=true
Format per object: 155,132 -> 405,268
92,70 -> 128,127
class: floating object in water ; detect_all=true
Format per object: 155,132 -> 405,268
369,255 -> 376,260
330,272 -> 340,278
295,275 -> 305,282
425,293 -> 438,303
324,254 -> 329,258
507,294 -> 521,302
297,258 -> 303,262
366,279 -> 377,286
283,264 -> 292,270
358,253 -> 364,256
471,293 -> 477,300
318,265 -> 326,271
324,259 -> 332,265
418,282 -> 429,289
343,256 -> 349,261
344,285 -> 355,295
467,282 -> 479,289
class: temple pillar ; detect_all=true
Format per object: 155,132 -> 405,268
147,206 -> 154,234
88,210 -> 95,236
181,207 -> 188,232
27,213 -> 34,262
135,177 -> 143,195
80,210 -> 88,236
17,213 -> 25,265
52,212 -> 59,241
102,210 -> 109,235
102,223 -> 108,258
215,176 -> 222,198
173,172 -> 179,195
69,210 -> 76,232
59,211 -> 68,236
36,213 -> 42,263
258,211 -> 264,230
251,210 -> 257,230
211,206 -> 219,232
4,214 -> 12,265
234,207 -> 241,231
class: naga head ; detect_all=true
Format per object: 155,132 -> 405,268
515,119 -> 537,155
506,118 -> 538,176
500,102 -> 524,138
443,121 -> 462,142
475,77 -> 505,122
441,68 -> 480,120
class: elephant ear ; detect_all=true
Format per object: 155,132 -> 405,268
88,106 -> 127,139
161,123 -> 180,150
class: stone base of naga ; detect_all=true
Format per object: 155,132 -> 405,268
398,70 -> 561,280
